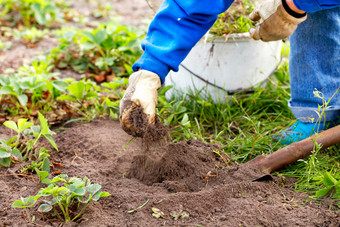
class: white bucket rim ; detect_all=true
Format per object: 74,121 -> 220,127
203,32 -> 253,43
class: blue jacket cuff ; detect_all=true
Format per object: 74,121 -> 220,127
293,0 -> 322,13
132,52 -> 171,84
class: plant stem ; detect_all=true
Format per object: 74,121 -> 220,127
53,206 -> 64,222
25,208 -> 31,223
55,197 -> 68,222
71,202 -> 90,222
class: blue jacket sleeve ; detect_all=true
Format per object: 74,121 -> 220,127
132,0 -> 233,84
293,0 -> 340,13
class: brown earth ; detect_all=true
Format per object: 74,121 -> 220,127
1,119 -> 339,226
1,0 -> 340,226
0,0 -> 157,74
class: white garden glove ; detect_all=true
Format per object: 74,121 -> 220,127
249,0 -> 307,41
119,70 -> 161,136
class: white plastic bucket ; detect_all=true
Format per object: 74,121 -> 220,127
164,33 -> 283,103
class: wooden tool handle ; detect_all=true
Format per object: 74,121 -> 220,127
248,124 -> 340,173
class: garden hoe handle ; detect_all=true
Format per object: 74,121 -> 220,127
247,124 -> 340,174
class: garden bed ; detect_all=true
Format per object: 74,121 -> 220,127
0,0 -> 339,226
1,119 -> 339,226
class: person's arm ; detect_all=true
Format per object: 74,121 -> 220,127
120,0 -> 233,136
132,0 -> 233,84
292,0 -> 340,13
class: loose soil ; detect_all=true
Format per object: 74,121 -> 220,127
1,0 -> 340,226
1,119 -> 339,226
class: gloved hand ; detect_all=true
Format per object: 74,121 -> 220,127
249,0 -> 307,41
119,70 -> 161,136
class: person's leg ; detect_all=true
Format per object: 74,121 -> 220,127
279,7 -> 340,145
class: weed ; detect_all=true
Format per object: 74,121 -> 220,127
209,0 -> 255,35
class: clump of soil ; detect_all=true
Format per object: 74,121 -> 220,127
1,119 -> 339,226
120,106 -> 169,145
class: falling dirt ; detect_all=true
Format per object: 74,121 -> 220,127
120,106 -> 169,146
1,119 -> 339,226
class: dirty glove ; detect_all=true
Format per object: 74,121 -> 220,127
119,70 -> 161,136
249,0 -> 307,41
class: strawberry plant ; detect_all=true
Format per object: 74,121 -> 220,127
12,195 -> 41,223
12,174 -> 111,223
0,0 -> 63,27
48,23 -> 143,77
1,113 -> 58,167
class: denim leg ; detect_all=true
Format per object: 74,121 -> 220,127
289,7 -> 340,123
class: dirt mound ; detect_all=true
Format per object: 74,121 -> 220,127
127,140 -> 227,192
0,119 -> 339,226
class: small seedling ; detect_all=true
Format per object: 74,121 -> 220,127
151,207 -> 164,219
170,206 -> 189,220
0,139 -> 23,167
1,113 -> 58,166
316,172 -> 340,199
37,174 -> 110,223
128,199 -> 149,214
12,195 -> 41,223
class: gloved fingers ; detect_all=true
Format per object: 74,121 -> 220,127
249,26 -> 261,40
249,9 -> 261,22
119,103 -> 147,137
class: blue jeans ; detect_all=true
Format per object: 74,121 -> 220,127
289,6 -> 340,123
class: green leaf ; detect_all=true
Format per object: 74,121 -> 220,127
67,82 -> 85,100
38,203 -> 53,212
52,81 -> 68,92
78,191 -> 91,203
51,175 -> 68,183
17,119 -> 27,130
38,112 -> 49,135
56,95 -> 78,102
17,94 -> 28,106
62,30 -> 77,41
100,35 -> 115,49
36,168 -> 49,181
316,187 -> 332,198
12,200 -> 25,208
73,187 -> 86,196
17,119 -> 33,132
41,157 -> 50,172
94,30 -> 107,44
0,85 -> 13,94
93,191 -> 110,201
3,121 -> 18,132
323,172 -> 337,187
11,149 -> 23,162
87,184 -> 101,195
32,81 -> 46,90
0,148 -> 11,158
44,135 -> 58,151
180,113 -> 191,127
41,178 -> 52,184
12,196 -> 39,208
0,157 -> 11,167
82,31 -> 96,43
38,185 -> 56,196
31,3 -> 46,25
